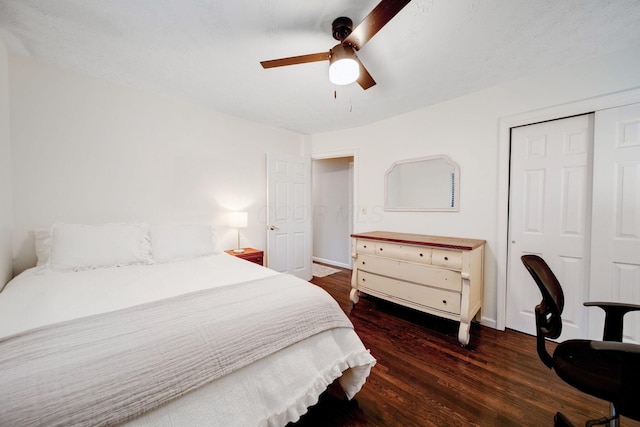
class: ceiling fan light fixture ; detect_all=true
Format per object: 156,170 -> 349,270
260,0 -> 414,90
329,44 -> 360,86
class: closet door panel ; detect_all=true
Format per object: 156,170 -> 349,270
591,103 -> 640,343
507,114 -> 594,340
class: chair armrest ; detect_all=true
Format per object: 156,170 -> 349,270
584,302 -> 640,341
585,302 -> 640,310
590,341 -> 640,354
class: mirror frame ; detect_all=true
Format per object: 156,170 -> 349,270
384,155 -> 460,212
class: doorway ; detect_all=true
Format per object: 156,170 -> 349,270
311,155 -> 355,269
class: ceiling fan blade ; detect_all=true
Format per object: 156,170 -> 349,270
260,52 -> 330,69
344,0 -> 412,50
357,60 -> 376,90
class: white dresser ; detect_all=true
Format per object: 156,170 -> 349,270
350,231 -> 485,345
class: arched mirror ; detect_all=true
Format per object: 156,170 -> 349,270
385,155 -> 460,212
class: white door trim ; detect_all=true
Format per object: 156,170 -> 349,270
496,87 -> 640,331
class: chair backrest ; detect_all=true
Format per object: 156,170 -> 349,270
521,255 -> 565,368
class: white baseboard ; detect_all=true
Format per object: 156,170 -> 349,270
312,256 -> 351,270
480,316 -> 498,330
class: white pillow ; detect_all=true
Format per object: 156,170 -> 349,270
150,224 -> 220,263
34,227 -> 52,266
49,223 -> 152,270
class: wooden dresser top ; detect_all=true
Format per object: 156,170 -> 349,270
351,231 -> 485,251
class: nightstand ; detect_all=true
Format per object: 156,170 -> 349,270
224,248 -> 264,266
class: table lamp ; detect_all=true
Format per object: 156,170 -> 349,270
228,211 -> 248,253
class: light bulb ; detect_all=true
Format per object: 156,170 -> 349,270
329,58 -> 360,85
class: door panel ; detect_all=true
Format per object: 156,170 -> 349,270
590,103 -> 640,343
507,114 -> 594,339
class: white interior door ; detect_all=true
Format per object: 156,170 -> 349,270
266,154 -> 312,280
507,114 -> 594,339
590,103 -> 640,343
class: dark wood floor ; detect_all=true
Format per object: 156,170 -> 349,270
292,267 -> 640,427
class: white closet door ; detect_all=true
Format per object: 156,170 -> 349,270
507,114 -> 594,339
590,103 -> 640,343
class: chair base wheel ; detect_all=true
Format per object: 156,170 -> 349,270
553,411 -> 619,427
554,412 -> 574,427
586,415 -> 619,427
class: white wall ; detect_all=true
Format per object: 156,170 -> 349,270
0,40 -> 13,287
9,55 -> 304,274
312,157 -> 352,268
311,44 -> 640,328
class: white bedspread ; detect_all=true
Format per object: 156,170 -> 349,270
0,254 -> 376,426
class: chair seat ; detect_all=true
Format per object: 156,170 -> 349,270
554,339 -> 640,420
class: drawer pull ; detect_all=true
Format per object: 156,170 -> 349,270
379,248 -> 384,252
362,278 -> 366,282
442,300 -> 447,304
444,256 -> 449,261
363,245 -> 367,248
362,261 -> 366,265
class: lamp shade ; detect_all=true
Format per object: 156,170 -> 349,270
329,44 -> 360,86
228,211 -> 248,228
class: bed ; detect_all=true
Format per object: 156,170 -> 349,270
0,223 -> 376,427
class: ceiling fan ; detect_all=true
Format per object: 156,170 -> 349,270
260,0 -> 412,90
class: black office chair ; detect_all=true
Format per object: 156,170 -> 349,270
521,254 -> 640,427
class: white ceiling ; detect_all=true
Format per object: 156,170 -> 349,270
1,0 -> 640,135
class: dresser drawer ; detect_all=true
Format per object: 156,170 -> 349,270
397,280 -> 461,315
356,254 -> 462,291
357,270 -> 399,296
431,249 -> 463,269
374,242 -> 432,264
358,271 -> 461,315
356,240 -> 376,255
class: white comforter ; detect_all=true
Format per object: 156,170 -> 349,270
0,254 -> 376,426
0,253 -> 280,338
